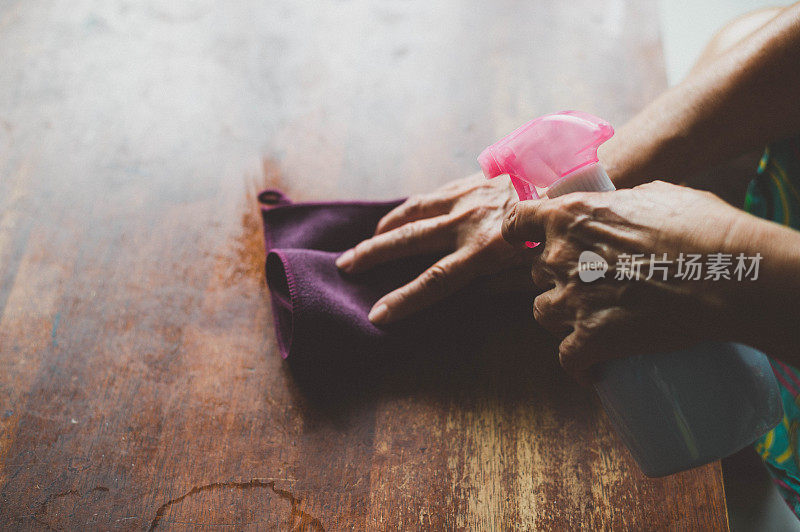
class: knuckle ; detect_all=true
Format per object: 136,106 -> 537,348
559,327 -> 592,365
502,203 -> 518,229
559,193 -> 591,212
530,256 -> 550,285
404,195 -> 423,214
421,264 -> 449,292
562,284 -> 601,319
565,268 -> 586,286
532,294 -> 549,318
532,202 -> 554,224
586,201 -> 614,222
558,339 -> 579,369
375,217 -> 391,233
578,312 -> 607,339
532,298 -> 543,321
531,267 -> 552,289
398,222 -> 418,240
542,242 -> 572,269
533,293 -> 557,320
565,212 -> 592,233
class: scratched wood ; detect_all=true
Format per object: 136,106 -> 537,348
0,1 -> 729,530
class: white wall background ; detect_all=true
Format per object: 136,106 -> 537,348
659,0 -> 792,85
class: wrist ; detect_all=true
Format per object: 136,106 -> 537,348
599,122 -> 688,189
598,135 -> 639,188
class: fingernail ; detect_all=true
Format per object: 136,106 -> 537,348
336,249 -> 354,271
368,303 -> 389,324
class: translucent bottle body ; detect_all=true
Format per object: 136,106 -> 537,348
595,342 -> 782,477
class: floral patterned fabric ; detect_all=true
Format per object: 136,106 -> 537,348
746,135 -> 800,518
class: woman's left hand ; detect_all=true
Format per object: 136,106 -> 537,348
501,181 -> 760,381
337,173 -> 531,324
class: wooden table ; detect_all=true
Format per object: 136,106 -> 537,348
0,1 -> 729,529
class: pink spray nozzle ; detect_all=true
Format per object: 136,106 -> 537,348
477,150 -> 503,179
478,111 -> 614,200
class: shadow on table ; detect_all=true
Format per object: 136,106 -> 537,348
281,290 -> 591,420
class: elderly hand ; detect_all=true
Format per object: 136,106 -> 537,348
337,173 -> 530,324
501,181 -> 764,381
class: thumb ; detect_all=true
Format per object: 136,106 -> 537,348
501,200 -> 552,248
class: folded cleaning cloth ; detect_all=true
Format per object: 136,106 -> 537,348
258,189 -> 537,374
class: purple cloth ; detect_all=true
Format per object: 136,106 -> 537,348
259,189 -> 538,378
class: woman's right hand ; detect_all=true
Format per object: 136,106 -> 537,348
502,180 -> 800,379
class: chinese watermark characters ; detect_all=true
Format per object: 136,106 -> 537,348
577,251 -> 763,283
612,252 -> 761,282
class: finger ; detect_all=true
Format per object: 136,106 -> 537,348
375,194 -> 453,235
501,199 -> 555,248
533,289 -> 573,335
337,215 -> 455,273
368,247 -> 477,325
558,328 -> 592,377
557,313 -> 616,377
530,255 -> 556,290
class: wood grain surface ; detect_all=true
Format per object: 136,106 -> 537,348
0,0 -> 728,529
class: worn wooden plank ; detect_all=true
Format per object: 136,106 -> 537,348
0,0 -> 728,529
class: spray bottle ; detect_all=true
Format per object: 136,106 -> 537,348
479,111 -> 782,477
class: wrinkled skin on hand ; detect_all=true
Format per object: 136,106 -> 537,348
501,181 -> 756,381
337,173 -> 530,324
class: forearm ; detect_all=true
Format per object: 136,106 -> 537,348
600,3 -> 800,188
725,214 -> 800,365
